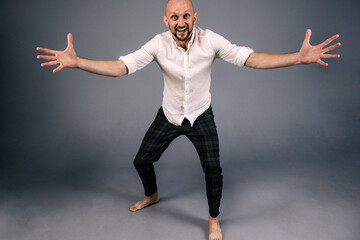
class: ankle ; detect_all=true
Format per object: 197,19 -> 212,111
209,215 -> 219,222
148,192 -> 159,200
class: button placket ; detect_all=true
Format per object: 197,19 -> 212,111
183,52 -> 190,115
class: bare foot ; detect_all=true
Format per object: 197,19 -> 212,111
209,215 -> 222,240
129,192 -> 159,212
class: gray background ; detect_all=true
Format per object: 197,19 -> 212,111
1,0 -> 359,239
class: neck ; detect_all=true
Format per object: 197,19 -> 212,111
175,39 -> 190,50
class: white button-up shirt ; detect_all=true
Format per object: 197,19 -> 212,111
119,26 -> 253,126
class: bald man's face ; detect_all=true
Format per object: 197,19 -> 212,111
164,0 -> 197,44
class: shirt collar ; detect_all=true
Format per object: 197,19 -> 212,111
188,25 -> 196,46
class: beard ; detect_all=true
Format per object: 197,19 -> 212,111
170,23 -> 194,42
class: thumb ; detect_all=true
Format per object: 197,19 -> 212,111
304,28 -> 311,44
67,33 -> 73,48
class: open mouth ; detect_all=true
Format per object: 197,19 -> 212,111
176,28 -> 188,33
176,27 -> 189,33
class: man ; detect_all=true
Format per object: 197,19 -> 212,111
36,0 -> 341,239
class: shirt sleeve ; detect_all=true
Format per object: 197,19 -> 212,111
207,30 -> 253,67
118,35 -> 160,75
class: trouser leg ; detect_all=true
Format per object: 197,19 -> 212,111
186,106 -> 223,218
133,107 -> 179,196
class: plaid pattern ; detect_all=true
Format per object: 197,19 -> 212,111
133,106 -> 223,217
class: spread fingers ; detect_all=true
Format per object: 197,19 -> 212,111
37,55 -> 57,61
41,60 -> 59,67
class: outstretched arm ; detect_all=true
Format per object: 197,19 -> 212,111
37,33 -> 128,77
245,29 -> 341,69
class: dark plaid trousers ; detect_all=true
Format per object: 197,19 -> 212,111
133,106 -> 223,218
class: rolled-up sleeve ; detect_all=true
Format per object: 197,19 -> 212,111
208,30 -> 253,67
119,35 -> 160,75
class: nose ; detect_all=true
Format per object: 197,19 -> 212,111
178,17 -> 185,27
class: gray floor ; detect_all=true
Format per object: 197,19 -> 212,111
1,152 -> 359,240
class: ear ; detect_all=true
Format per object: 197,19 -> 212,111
193,12 -> 198,25
163,15 -> 169,27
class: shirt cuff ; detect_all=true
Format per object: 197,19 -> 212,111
118,55 -> 135,75
237,48 -> 254,67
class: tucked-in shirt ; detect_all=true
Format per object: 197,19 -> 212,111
119,26 -> 253,126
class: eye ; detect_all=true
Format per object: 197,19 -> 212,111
171,15 -> 178,20
184,14 -> 190,19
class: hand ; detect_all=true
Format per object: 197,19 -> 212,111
299,29 -> 341,66
37,33 -> 78,72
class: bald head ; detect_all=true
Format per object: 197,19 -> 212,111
166,0 -> 195,16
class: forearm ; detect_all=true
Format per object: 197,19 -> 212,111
245,52 -> 301,69
77,57 -> 128,77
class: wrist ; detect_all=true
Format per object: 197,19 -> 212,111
294,52 -> 301,65
75,56 -> 83,69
